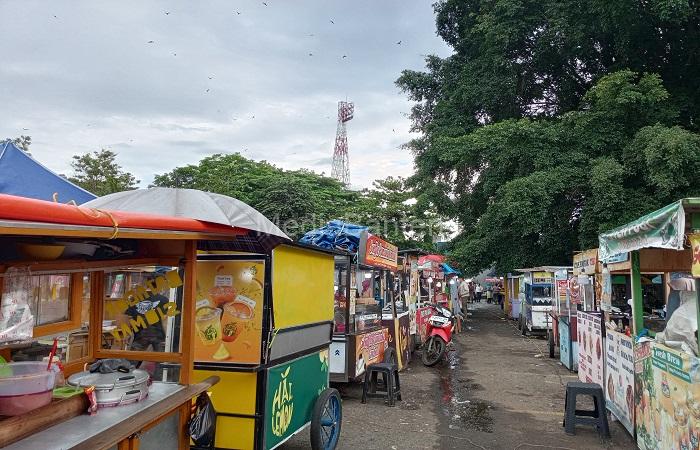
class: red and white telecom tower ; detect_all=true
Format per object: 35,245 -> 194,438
331,101 -> 354,185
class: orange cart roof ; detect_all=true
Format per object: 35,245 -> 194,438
0,194 -> 247,240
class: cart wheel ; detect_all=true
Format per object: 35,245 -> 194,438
548,329 -> 555,358
383,347 -> 398,366
311,388 -> 342,450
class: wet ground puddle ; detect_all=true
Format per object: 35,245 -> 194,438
436,347 -> 494,433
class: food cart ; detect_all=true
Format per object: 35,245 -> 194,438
88,188 -> 343,450
300,222 -> 407,382
599,199 -> 700,447
192,242 -> 341,449
516,267 -> 569,336
507,274 -> 523,320
0,193 -> 232,449
397,250 -> 428,348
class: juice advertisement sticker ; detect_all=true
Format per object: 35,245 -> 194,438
194,260 -> 264,364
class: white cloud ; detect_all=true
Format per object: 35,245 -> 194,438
0,0 -> 451,188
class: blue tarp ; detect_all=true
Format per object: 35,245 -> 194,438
0,141 -> 96,203
441,263 -> 461,275
299,220 -> 368,254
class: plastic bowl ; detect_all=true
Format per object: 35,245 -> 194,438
16,243 -> 65,261
0,362 -> 56,416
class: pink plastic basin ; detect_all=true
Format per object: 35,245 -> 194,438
0,362 -> 56,416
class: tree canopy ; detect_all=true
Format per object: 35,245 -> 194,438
398,0 -> 700,274
69,149 -> 139,197
153,153 -> 445,245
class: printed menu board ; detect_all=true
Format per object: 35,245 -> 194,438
352,328 -> 388,378
635,341 -> 700,450
577,311 -> 604,386
605,330 -> 635,435
194,260 -> 264,364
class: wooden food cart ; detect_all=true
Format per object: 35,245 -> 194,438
328,231 -> 409,382
599,199 -> 700,446
0,193 -> 233,449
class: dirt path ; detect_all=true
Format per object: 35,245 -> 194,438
283,302 -> 636,449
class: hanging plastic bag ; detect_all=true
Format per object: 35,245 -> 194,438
189,392 -> 216,447
0,267 -> 35,344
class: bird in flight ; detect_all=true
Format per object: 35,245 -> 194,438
309,52 -> 313,56
262,2 -> 268,5
308,33 -> 314,37
206,89 -> 210,93
251,115 -> 255,119
53,15 -> 57,18
396,40 -> 402,45
208,76 -> 214,79
330,19 -> 334,24
22,128 -> 29,131
236,10 -> 241,15
173,52 -> 177,56
342,55 -> 347,59
147,40 -> 154,44
165,11 -> 170,15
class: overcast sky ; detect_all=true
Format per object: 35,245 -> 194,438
0,1 -> 451,188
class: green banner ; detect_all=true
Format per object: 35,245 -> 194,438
264,350 -> 329,450
599,200 -> 685,261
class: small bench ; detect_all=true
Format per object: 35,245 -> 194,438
563,381 -> 610,437
361,363 -> 401,407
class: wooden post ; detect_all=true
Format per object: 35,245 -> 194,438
180,240 -> 196,385
90,271 -> 105,359
630,250 -> 644,335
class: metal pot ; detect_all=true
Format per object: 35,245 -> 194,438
67,368 -> 150,407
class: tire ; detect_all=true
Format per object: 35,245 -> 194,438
310,388 -> 342,450
421,335 -> 445,367
383,347 -> 398,366
548,329 -> 555,358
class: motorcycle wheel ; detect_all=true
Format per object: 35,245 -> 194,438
421,336 -> 445,367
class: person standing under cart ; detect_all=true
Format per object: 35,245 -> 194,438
475,283 -> 483,302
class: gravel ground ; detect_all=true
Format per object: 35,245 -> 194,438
283,302 -> 636,450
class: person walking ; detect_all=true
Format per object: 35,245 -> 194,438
494,283 -> 502,308
458,278 -> 470,306
486,285 -> 493,304
475,283 -> 483,302
450,279 -> 462,333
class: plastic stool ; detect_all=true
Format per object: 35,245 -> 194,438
361,362 -> 402,407
563,381 -> 610,437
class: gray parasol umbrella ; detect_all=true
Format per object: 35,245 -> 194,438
83,187 -> 289,251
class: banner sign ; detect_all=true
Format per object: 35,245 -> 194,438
194,260 -> 264,364
601,266 -> 612,312
577,312 -> 604,387
264,351 -> 329,449
352,328 -> 388,378
533,271 -> 553,284
599,200 -> 685,261
605,330 -> 634,435
574,249 -> 598,275
635,341 -> 700,450
690,234 -> 700,278
360,234 -> 398,271
604,252 -> 629,264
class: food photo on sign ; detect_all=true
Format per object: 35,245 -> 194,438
194,260 -> 265,364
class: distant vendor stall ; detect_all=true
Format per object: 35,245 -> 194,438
301,222 -> 408,382
599,199 -> 700,446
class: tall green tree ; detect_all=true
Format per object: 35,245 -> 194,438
398,1 -> 700,274
69,149 -> 139,196
4,136 -> 31,153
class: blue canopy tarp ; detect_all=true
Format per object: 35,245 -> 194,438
299,220 -> 368,254
441,263 -> 461,276
0,141 -> 95,204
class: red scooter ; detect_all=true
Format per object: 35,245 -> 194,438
421,303 -> 455,366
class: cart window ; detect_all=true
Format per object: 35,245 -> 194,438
354,269 -> 381,332
334,266 -> 348,333
102,266 -> 182,354
642,274 -> 666,333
